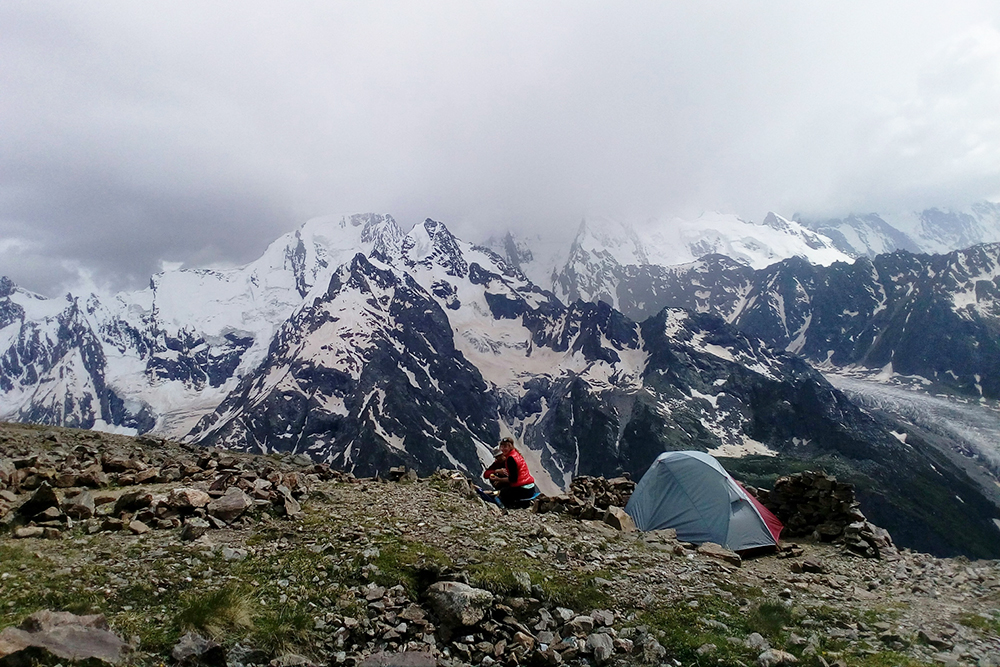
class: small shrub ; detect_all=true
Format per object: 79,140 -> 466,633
537,573 -> 613,610
958,611 -> 1000,637
849,651 -> 934,667
745,600 -> 793,640
360,540 -> 452,595
250,605 -> 314,656
635,598 -> 754,665
175,585 -> 252,638
467,562 -> 522,597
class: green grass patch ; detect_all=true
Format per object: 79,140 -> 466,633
248,604 -> 314,656
0,544 -> 33,567
538,572 -> 614,611
635,595 -> 756,665
847,652 -> 935,667
176,584 -> 253,638
364,539 -> 453,595
465,551 -> 613,611
0,544 -> 108,630
745,600 -> 794,641
958,611 -> 1000,637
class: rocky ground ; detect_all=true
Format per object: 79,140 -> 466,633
1,422 -> 999,667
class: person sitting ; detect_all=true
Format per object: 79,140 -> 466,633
488,437 -> 538,509
482,448 -> 509,490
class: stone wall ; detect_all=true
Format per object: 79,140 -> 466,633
534,476 -> 635,519
753,471 -> 897,559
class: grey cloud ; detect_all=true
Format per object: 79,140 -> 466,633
2,1 -> 999,294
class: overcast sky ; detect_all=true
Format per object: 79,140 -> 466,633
2,1 -> 999,296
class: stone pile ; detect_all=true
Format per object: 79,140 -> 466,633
533,476 -> 635,520
753,471 -> 897,559
1,438 -> 355,540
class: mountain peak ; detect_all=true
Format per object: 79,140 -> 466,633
0,276 -> 17,299
761,211 -> 792,232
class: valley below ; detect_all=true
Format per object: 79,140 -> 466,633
826,374 -> 1000,511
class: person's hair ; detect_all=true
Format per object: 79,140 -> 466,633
499,437 -> 514,447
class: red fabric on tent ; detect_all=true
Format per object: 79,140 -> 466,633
738,482 -> 784,543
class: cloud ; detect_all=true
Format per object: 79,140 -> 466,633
1,1 -> 999,295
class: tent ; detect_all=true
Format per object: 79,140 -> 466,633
625,451 -> 783,552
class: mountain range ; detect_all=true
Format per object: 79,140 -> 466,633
2,205 -> 1000,557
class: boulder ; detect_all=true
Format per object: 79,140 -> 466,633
13,526 -> 45,539
757,649 -> 799,667
603,506 -> 635,532
168,488 -> 212,511
270,654 -> 315,667
170,631 -> 226,666
745,633 -> 770,652
586,633 -> 615,664
640,635 -> 666,663
76,465 -> 108,488
207,487 -> 252,523
564,615 -> 595,636
113,490 -> 153,516
180,517 -> 211,541
0,460 -> 15,489
696,542 -> 741,567
275,486 -> 301,517
134,468 -> 159,485
63,491 -> 96,520
425,581 -> 494,627
128,520 -> 151,535
16,482 -> 59,519
0,610 -> 126,665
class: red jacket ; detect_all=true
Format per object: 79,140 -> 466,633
505,448 -> 535,487
483,455 -> 507,481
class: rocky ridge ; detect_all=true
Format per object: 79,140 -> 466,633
2,424 -> 999,667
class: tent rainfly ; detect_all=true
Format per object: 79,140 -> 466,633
625,451 -> 783,552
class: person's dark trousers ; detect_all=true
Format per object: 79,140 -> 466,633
499,485 -> 537,509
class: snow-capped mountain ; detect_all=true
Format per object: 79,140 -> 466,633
798,201 -> 1000,259
616,243 -> 1000,401
2,211 -> 1000,556
484,212 -> 853,309
796,213 -> 922,259
0,213 -> 404,436
179,220 -> 1000,555
485,203 -> 1000,311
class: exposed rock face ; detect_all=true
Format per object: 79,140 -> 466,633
189,254 -> 499,479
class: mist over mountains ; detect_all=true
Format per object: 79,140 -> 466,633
2,203 -> 1000,557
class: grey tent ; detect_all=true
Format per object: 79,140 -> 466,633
625,451 -> 783,551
